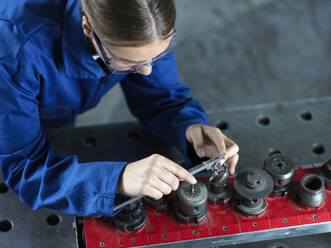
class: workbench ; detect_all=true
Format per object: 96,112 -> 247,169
1,96 -> 331,248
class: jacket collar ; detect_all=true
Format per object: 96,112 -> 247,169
62,0 -> 105,78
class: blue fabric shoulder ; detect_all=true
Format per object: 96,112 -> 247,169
0,61 -> 127,217
0,0 -> 64,62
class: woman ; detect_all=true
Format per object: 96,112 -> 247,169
0,0 -> 239,217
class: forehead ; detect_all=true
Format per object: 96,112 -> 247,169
106,36 -> 172,63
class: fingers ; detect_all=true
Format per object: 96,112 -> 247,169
226,154 -> 239,175
150,177 -> 173,195
198,126 -> 239,174
188,125 -> 205,157
120,154 -> 197,198
202,126 -> 226,157
224,136 -> 240,159
187,125 -> 239,164
143,162 -> 186,199
159,156 -> 197,185
201,126 -> 239,161
220,135 -> 239,174
143,185 -> 163,200
157,168 -> 180,191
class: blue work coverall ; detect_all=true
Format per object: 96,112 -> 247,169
0,0 -> 208,217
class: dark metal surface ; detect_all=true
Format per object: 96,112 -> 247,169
143,194 -> 172,212
0,181 -> 76,248
174,0 -> 331,112
47,122 -> 184,164
264,153 -> 294,196
1,97 -> 331,247
206,164 -> 233,204
234,167 -> 274,200
236,197 -> 268,216
176,181 -> 208,207
175,181 -> 208,223
264,153 -> 294,181
297,174 -> 326,208
52,97 -> 331,173
209,164 -> 229,188
112,200 -> 147,232
206,180 -> 233,204
208,97 -> 331,171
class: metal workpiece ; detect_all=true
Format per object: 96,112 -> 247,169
234,167 -> 273,215
234,167 -> 274,200
264,153 -> 294,196
236,197 -> 268,216
321,159 -> 331,187
82,166 -> 331,248
112,200 -> 146,232
174,181 -> 208,223
209,163 -> 229,186
297,174 -> 326,208
143,194 -> 172,212
206,181 -> 233,204
205,164 -> 233,204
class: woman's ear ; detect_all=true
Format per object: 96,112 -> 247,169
81,15 -> 92,38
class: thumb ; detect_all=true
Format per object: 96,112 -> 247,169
187,125 -> 205,158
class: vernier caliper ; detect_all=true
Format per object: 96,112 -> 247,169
113,152 -> 226,212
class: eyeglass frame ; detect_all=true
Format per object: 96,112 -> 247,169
91,28 -> 177,74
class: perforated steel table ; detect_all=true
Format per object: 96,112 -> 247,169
1,96 -> 331,248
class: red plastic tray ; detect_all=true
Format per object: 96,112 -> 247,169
83,164 -> 331,248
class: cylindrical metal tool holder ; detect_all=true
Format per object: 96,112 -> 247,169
264,153 -> 294,196
175,181 -> 208,223
298,174 -> 326,208
113,200 -> 146,231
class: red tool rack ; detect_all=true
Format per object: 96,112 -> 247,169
83,163 -> 331,248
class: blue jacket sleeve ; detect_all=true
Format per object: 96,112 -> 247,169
0,62 -> 126,217
120,52 -> 208,162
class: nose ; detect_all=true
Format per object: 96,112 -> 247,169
137,65 -> 152,76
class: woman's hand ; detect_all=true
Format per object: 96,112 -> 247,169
185,124 -> 239,175
117,154 -> 197,200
